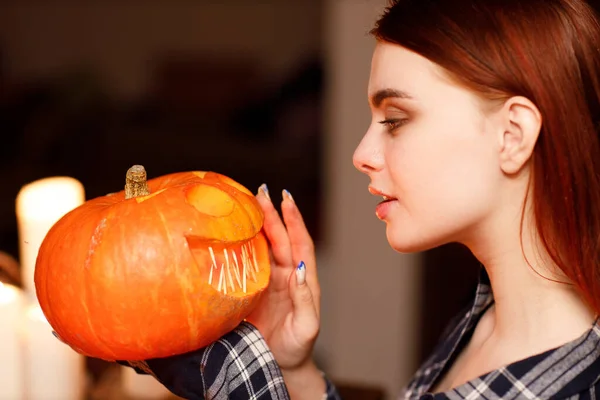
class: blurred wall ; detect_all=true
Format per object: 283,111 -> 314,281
0,2 -> 322,99
0,1 -> 325,260
318,0 -> 423,397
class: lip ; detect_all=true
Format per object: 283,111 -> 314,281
375,198 -> 397,220
368,186 -> 397,201
369,186 -> 398,220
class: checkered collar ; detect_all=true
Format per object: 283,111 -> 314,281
402,269 -> 600,399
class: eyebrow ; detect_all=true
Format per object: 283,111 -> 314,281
370,88 -> 414,107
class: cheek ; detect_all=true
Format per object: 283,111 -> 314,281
388,117 -> 499,222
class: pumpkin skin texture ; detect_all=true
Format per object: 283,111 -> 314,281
34,168 -> 270,361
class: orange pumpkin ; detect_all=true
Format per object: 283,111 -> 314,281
34,166 -> 270,361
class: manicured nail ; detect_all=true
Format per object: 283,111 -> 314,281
258,184 -> 270,200
282,189 -> 294,203
296,261 -> 306,285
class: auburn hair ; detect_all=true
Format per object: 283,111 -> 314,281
372,0 -> 600,312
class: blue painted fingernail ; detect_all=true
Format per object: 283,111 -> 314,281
282,189 -> 294,203
258,183 -> 270,200
296,261 -> 306,285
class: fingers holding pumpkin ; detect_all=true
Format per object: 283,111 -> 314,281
256,184 -> 293,267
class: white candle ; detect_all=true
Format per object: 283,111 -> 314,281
15,177 -> 85,300
122,366 -> 172,399
0,282 -> 25,399
23,304 -> 86,400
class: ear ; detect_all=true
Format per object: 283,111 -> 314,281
498,96 -> 542,175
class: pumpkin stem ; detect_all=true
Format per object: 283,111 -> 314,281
125,165 -> 150,199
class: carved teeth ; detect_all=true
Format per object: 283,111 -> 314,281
242,245 -> 257,283
208,247 -> 216,285
250,243 -> 259,273
208,247 -> 217,266
207,242 -> 259,292
224,249 -> 235,292
243,252 -> 247,293
217,262 -> 224,293
232,251 -> 243,292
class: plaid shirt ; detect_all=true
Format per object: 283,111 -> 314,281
120,269 -> 600,399
401,270 -> 600,399
121,322 -> 341,399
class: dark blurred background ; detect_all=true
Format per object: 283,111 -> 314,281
0,2 -> 324,259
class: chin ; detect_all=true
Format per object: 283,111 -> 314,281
385,225 -> 449,254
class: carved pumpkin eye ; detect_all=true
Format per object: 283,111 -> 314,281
34,165 -> 270,361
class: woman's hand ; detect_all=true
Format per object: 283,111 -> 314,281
246,185 -> 323,393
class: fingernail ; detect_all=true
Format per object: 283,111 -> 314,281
296,261 -> 306,285
258,184 -> 270,200
282,189 -> 294,203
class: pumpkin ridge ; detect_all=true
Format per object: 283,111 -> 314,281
152,200 -> 200,344
81,208 -> 122,360
84,217 -> 108,269
152,201 -> 175,250
41,207 -> 116,359
81,271 -> 116,359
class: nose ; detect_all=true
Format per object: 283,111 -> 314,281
352,129 -> 383,175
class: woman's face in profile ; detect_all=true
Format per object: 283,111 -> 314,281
353,41 -> 505,253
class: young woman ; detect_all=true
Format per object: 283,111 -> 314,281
246,0 -> 600,398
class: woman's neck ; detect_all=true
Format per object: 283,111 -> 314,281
466,209 -> 596,352
485,255 -> 593,349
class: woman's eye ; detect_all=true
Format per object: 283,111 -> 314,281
378,118 -> 408,132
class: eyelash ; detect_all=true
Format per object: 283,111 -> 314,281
378,118 -> 408,133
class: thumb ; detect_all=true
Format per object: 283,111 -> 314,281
289,261 -> 319,338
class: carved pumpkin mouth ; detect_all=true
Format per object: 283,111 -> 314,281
186,234 -> 268,297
